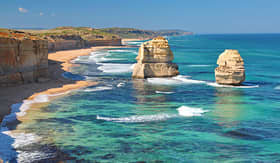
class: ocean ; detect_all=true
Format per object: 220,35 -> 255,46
1,34 -> 280,162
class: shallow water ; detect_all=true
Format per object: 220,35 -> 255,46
1,35 -> 280,162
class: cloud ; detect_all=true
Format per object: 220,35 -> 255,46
18,7 -> 28,13
40,12 -> 44,16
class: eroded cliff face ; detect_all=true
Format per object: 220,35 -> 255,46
215,49 -> 245,85
132,36 -> 179,78
47,35 -> 122,52
0,36 -> 48,86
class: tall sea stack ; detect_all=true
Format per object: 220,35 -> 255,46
215,49 -> 245,85
132,36 -> 179,78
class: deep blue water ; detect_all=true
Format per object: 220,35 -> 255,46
2,34 -> 280,162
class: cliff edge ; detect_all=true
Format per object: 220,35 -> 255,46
0,29 -> 48,86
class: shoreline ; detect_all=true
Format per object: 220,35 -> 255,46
0,45 -> 127,123
0,44 -> 132,162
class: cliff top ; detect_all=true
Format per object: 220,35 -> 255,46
20,27 -> 120,41
217,49 -> 244,66
143,36 -> 169,48
0,28 -> 43,40
100,28 -> 193,39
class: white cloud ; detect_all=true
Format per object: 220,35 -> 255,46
18,7 -> 28,13
40,12 -> 44,16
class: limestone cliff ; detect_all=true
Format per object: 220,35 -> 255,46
215,49 -> 245,85
0,30 -> 48,86
132,36 -> 179,78
47,34 -> 122,52
22,27 -> 122,52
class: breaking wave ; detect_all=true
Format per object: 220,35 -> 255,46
155,91 -> 175,94
187,65 -> 211,67
97,106 -> 208,123
275,85 -> 280,90
147,75 -> 205,85
84,86 -> 113,92
0,92 -> 68,162
177,106 -> 208,117
207,82 -> 259,88
97,113 -> 176,123
97,63 -> 135,73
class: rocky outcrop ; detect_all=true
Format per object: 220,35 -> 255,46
215,49 -> 245,85
132,36 -> 179,78
0,36 -> 48,86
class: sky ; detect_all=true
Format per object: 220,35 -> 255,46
0,0 -> 280,34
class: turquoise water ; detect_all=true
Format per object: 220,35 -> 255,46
3,34 -> 280,162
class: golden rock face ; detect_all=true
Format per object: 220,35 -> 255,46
0,37 -> 49,86
215,49 -> 245,85
132,37 -> 179,78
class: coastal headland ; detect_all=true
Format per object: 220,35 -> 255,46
0,27 -> 192,123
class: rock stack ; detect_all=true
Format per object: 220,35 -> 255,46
132,36 -> 179,78
215,49 -> 245,85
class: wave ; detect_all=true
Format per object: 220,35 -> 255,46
108,49 -> 136,53
187,65 -> 211,67
0,128 -> 51,163
275,85 -> 280,90
97,63 -> 134,74
207,82 -> 259,88
117,83 -> 125,87
84,86 -> 113,92
97,106 -> 208,123
147,75 -> 205,85
97,113 -> 176,123
155,91 -> 175,94
123,41 -> 142,45
0,92 -> 68,162
177,106 -> 208,117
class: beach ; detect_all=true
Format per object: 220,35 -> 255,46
0,45 -> 126,123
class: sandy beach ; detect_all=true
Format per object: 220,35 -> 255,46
0,45 -> 126,123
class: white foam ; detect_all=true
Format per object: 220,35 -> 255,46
97,113 -> 176,123
97,106 -> 208,123
123,41 -> 142,45
98,63 -> 134,73
155,91 -> 175,94
177,106 -> 208,117
173,75 -> 206,84
0,91 -> 71,162
0,128 -> 52,163
117,83 -> 125,87
147,75 -> 205,85
187,65 -> 211,67
207,82 -> 259,88
275,85 -> 280,90
108,49 -> 135,53
84,86 -> 113,92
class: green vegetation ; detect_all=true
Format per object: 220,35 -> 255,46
100,27 -> 193,39
20,26 -> 120,41
1,26 -> 192,40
